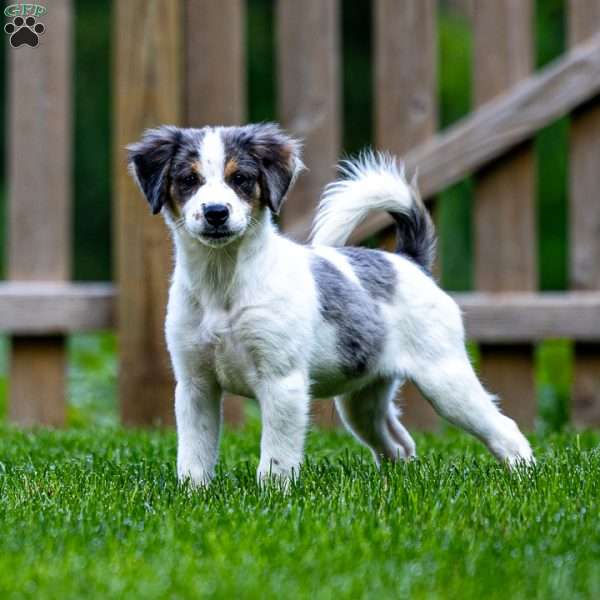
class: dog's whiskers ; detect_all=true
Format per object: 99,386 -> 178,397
173,218 -> 186,231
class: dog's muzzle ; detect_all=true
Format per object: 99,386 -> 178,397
195,202 -> 239,243
203,203 -> 229,227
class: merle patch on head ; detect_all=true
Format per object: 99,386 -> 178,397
169,137 -> 206,200
338,247 -> 397,303
221,123 -> 302,214
311,256 -> 385,376
128,123 -> 302,217
127,126 -> 205,215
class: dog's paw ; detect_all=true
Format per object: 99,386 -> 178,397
505,443 -> 536,469
488,416 -> 535,469
256,459 -> 298,491
177,462 -> 214,488
385,413 -> 417,459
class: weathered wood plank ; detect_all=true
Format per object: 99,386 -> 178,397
277,0 -> 341,427
375,0 -> 439,430
185,0 -> 246,427
338,32 -> 600,242
9,337 -> 66,427
277,0 -> 341,241
114,0 -> 182,427
0,283 -> 114,334
375,0 -> 436,154
454,292 -> 600,342
477,345 -> 536,427
473,0 -> 536,428
7,0 -> 72,426
2,287 -> 598,341
569,0 -> 600,427
185,0 -> 245,127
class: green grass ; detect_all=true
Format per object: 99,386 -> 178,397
1,425 -> 598,599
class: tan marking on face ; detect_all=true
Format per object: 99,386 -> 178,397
191,161 -> 204,177
252,182 -> 261,201
168,183 -> 181,218
241,181 -> 260,207
250,182 -> 262,215
224,158 -> 239,179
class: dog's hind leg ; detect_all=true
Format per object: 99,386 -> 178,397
335,377 -> 416,465
408,349 -> 534,467
385,388 -> 417,459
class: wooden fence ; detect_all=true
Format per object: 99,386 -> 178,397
2,0 -> 600,430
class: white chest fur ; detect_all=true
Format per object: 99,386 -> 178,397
166,221 -> 351,403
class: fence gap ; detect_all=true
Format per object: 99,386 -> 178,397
185,0 -> 247,426
7,0 -> 72,426
374,0 -> 439,429
277,0 -> 341,426
247,0 -> 276,123
473,1 -> 537,428
568,0 -> 600,427
437,6 -> 473,294
114,0 -> 182,426
342,0 -> 373,154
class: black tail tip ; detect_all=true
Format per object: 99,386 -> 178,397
390,201 -> 436,274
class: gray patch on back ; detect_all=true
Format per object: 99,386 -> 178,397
311,256 -> 385,376
337,247 -> 397,302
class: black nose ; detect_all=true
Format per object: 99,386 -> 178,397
203,203 -> 229,227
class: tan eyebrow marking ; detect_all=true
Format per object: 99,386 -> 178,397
191,161 -> 204,177
224,158 -> 238,178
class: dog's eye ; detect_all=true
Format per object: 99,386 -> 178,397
181,173 -> 199,187
232,172 -> 251,188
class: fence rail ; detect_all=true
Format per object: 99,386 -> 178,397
344,30 -> 600,242
4,284 -> 600,343
2,0 -> 600,430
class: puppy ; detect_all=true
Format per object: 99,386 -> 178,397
128,123 -> 533,486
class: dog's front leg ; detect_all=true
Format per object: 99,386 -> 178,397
175,377 -> 222,487
256,371 -> 310,485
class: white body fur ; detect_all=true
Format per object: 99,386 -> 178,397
129,125 -> 534,487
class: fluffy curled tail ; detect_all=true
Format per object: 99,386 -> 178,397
310,152 -> 436,273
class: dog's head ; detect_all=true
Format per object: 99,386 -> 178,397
127,123 -> 303,247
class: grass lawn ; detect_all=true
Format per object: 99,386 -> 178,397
0,423 -> 598,599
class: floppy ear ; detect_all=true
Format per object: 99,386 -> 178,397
127,126 -> 182,215
245,123 -> 303,215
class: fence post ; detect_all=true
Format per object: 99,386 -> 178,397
277,0 -> 341,241
473,1 -> 537,428
114,0 -> 182,426
7,0 -> 72,426
277,0 -> 341,426
568,0 -> 600,427
374,0 -> 440,430
185,0 -> 246,426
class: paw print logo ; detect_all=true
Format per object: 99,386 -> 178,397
4,16 -> 45,48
